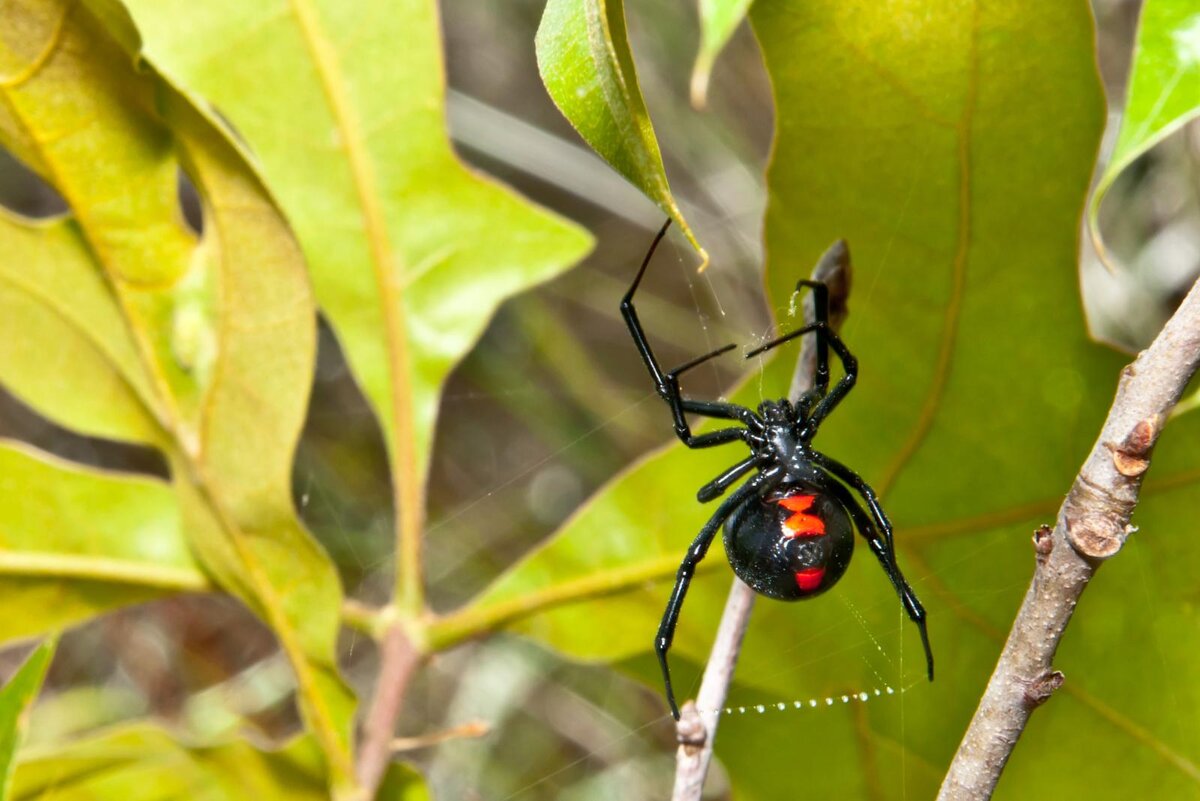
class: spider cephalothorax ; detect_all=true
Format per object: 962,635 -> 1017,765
621,220 -> 933,719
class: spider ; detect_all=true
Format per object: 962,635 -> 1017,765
620,221 -> 933,720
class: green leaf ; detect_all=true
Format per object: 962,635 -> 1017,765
11,725 -> 428,801
1089,0 -> 1200,259
691,0 -> 754,108
118,0 -> 593,614
0,2 -> 354,791
0,639 -> 55,801
444,1 -> 1200,796
0,442 -> 204,644
0,212 -> 162,446
536,0 -> 705,260
379,763 -> 431,801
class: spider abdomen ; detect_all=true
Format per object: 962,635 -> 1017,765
723,487 -> 854,601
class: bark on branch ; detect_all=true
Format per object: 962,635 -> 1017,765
938,276 -> 1200,799
357,622 -> 423,796
671,241 -> 852,800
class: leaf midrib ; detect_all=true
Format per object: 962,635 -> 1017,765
285,0 -> 425,615
0,551 -> 208,590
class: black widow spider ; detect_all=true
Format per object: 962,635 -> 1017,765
620,221 -> 933,719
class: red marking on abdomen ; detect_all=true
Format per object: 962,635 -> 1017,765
795,567 -> 825,592
776,494 -> 826,538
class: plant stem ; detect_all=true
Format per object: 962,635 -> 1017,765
671,577 -> 756,800
425,554 -> 722,651
671,240 -> 852,799
938,276 -> 1200,800
356,622 -> 424,796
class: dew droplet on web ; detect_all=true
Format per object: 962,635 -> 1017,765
702,684 -> 912,719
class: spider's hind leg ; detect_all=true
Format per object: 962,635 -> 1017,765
809,454 -> 934,682
656,469 -> 780,719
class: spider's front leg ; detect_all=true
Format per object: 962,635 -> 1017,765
810,453 -> 934,681
655,468 -> 781,719
621,220 -> 762,448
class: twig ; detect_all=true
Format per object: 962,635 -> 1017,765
390,719 -> 490,753
671,578 -> 755,801
671,240 -> 853,800
357,623 -> 423,796
938,277 -> 1200,800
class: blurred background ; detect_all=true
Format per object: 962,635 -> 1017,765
0,0 -> 1197,798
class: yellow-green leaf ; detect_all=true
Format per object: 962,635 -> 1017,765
0,2 -> 354,791
12,725 -> 430,801
691,0 -> 754,108
14,729 -> 318,800
118,0 -> 593,614
536,0 -> 705,259
1089,0 -> 1200,260
0,638 -> 54,801
0,442 -> 204,644
0,212 -> 162,445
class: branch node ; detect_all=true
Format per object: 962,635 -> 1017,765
1065,511 -> 1126,560
676,701 -> 707,752
1032,525 -> 1053,564
1105,414 -> 1160,477
1022,670 -> 1065,708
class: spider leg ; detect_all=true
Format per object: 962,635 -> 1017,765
797,280 -> 831,396
746,321 -> 857,433
622,220 -> 763,445
696,454 -> 765,503
743,279 -> 831,395
679,398 -> 761,427
809,451 -> 893,548
656,468 -> 782,719
664,344 -> 767,446
808,453 -> 933,681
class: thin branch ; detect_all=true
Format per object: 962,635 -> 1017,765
357,624 -> 424,796
938,276 -> 1200,800
671,240 -> 853,800
425,555 -> 725,651
390,719 -> 490,753
671,577 -> 755,800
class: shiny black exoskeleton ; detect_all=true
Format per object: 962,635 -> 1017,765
724,486 -> 853,600
621,221 -> 933,719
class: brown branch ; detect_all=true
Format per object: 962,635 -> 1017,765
357,623 -> 423,796
390,719 -> 490,753
938,276 -> 1200,800
671,240 -> 852,799
671,577 -> 756,800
